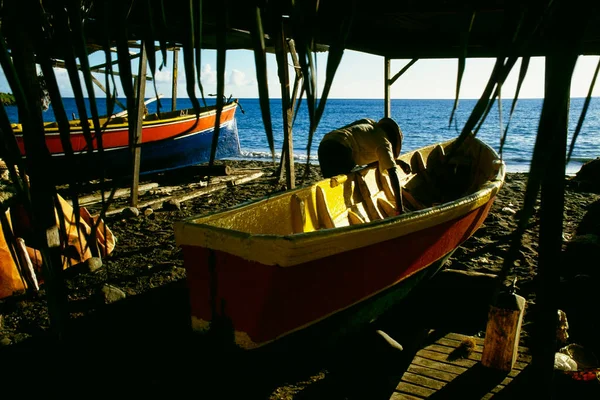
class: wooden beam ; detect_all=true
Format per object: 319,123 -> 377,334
389,58 -> 418,85
52,59 -> 153,81
274,21 -> 294,189
98,170 -> 264,217
172,47 -> 179,111
90,75 -> 127,111
88,45 -> 179,70
526,52 -> 576,397
130,45 -> 148,207
278,39 -> 302,183
384,57 -> 391,118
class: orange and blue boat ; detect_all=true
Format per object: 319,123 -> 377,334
12,100 -> 240,181
174,134 -> 505,350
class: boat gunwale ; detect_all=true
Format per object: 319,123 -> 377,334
175,138 -> 506,267
10,101 -> 238,134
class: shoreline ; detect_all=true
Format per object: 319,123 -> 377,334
223,156 -> 585,177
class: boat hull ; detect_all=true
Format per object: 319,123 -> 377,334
181,200 -> 493,349
14,102 -> 241,181
175,135 -> 505,350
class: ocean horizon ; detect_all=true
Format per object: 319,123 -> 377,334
5,97 -> 599,175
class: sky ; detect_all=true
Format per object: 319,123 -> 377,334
2,48 -> 600,100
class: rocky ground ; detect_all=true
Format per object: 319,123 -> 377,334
0,160 -> 599,398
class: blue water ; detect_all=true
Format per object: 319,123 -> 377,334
5,97 -> 599,174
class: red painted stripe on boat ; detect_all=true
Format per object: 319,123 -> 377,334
15,106 -> 236,155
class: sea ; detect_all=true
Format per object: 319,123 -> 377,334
5,97 -> 600,175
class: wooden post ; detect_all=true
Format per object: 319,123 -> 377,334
172,47 -> 179,111
521,1 -> 583,392
278,39 -> 302,184
384,57 -> 391,118
274,21 -> 294,189
481,290 -> 526,371
526,52 -> 576,396
9,15 -> 69,339
384,58 -> 418,119
130,44 -> 148,207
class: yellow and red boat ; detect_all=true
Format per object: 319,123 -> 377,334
174,134 -> 505,350
12,100 -> 240,181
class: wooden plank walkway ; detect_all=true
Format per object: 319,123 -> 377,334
389,332 -> 532,399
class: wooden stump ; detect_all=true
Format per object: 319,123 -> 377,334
481,291 -> 526,372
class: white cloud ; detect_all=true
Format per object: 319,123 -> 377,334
153,68 -> 173,85
228,69 -> 253,86
200,64 -> 217,85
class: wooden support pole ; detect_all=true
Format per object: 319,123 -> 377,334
284,106 -> 295,189
130,44 -> 148,207
384,57 -> 391,118
278,39 -> 302,183
172,47 -> 179,111
524,52 -> 576,397
10,14 -> 68,339
90,75 -> 127,111
273,22 -> 294,189
389,58 -> 418,86
384,58 -> 418,118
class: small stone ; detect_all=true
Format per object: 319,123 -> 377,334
143,207 -> 154,216
101,284 -> 126,304
374,330 -> 404,353
85,257 -> 103,273
0,336 -> 11,346
502,206 -> 517,215
148,202 -> 163,210
121,206 -> 140,218
163,199 -> 181,211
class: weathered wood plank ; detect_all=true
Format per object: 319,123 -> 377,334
445,332 -> 531,354
389,391 -> 424,400
389,332 -> 533,399
418,349 -> 479,368
437,336 -> 533,364
421,347 -> 529,372
72,182 -> 160,206
435,336 -> 483,352
401,371 -> 447,390
407,364 -> 459,383
96,171 -> 263,217
395,381 -> 436,398
425,343 -> 484,362
445,332 -> 484,344
411,355 -> 469,375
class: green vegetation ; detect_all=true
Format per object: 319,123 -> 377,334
0,92 -> 15,105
